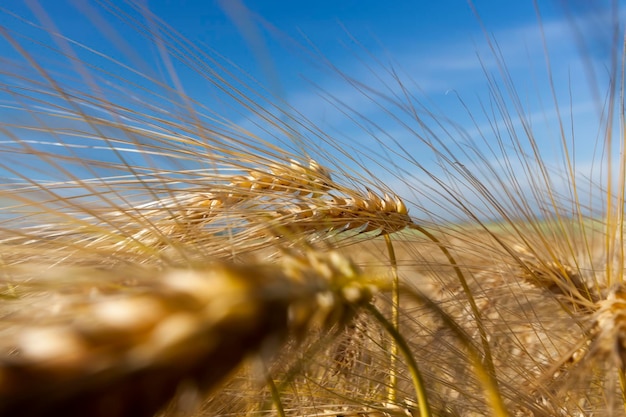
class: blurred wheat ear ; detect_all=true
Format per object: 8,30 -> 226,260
0,251 -> 377,417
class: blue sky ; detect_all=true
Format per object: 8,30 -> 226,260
0,1 -> 623,221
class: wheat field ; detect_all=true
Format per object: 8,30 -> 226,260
0,1 -> 624,416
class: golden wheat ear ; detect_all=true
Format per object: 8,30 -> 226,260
527,282 -> 626,415
111,159 -> 413,256
0,251 -> 376,417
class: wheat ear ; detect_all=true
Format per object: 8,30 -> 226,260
0,250 -> 375,417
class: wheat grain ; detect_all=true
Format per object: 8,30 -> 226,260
591,283 -> 626,370
512,243 -> 598,311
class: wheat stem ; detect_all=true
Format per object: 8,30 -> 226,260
384,233 -> 400,404
264,363 -> 287,417
402,286 -> 509,417
619,370 -> 626,415
409,223 -> 498,384
365,303 -> 431,417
